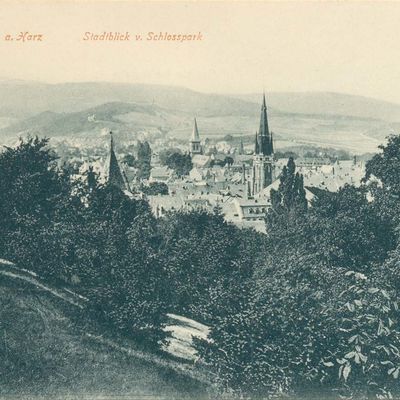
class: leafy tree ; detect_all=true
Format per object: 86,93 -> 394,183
210,159 -> 225,167
0,136 -> 71,231
82,194 -> 168,347
365,135 -> 400,194
0,137 -> 77,274
158,148 -> 182,165
140,181 -> 169,196
364,134 -> 400,236
268,158 -> 307,229
197,259 -> 400,398
159,209 -> 266,323
196,142 -> 400,398
223,134 -> 234,142
122,153 -> 136,167
164,152 -> 192,177
223,156 -> 234,167
135,141 -> 152,180
0,137 -> 168,349
275,150 -> 299,159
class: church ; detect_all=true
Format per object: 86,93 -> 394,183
251,93 -> 275,196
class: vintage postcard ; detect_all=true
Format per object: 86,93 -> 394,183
1,1 -> 400,399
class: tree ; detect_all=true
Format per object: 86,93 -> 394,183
364,134 -> 400,235
275,151 -> 299,159
0,137 -> 71,229
0,136 -> 76,272
223,134 -> 234,142
197,256 -> 400,398
83,195 -> 168,347
136,141 -> 152,180
159,209 -> 266,322
267,157 -> 307,231
223,156 -> 234,167
365,135 -> 400,194
158,148 -> 181,166
0,137 -> 168,350
195,141 -> 400,398
122,153 -> 136,167
140,181 -> 169,196
164,152 -> 192,177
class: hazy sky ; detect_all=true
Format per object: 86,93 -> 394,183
1,1 -> 400,102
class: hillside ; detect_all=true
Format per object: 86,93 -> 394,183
0,80 -> 259,119
0,80 -> 399,153
1,79 -> 400,121
234,92 -> 400,122
0,102 -> 171,138
0,259 -> 212,398
0,100 -> 393,154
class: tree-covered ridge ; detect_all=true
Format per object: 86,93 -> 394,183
2,135 -> 400,398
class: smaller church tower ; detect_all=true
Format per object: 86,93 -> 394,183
189,118 -> 202,155
251,94 -> 275,196
108,131 -> 128,191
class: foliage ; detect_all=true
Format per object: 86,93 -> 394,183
0,136 -> 71,233
274,150 -> 299,159
135,141 -> 152,180
158,209 -> 266,323
163,152 -> 193,177
158,147 -> 182,165
365,135 -> 400,194
140,181 -> 169,196
268,157 -> 307,224
122,153 -> 136,167
224,156 -> 234,166
0,137 -> 167,348
196,138 -> 400,398
197,261 -> 400,398
4,133 -> 400,398
267,159 -> 393,272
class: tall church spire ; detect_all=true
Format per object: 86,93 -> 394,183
189,118 -> 202,155
251,93 -> 275,196
192,118 -> 200,141
108,131 -> 127,191
258,93 -> 273,156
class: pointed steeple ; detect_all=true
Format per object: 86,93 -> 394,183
191,118 -> 200,141
108,131 -> 127,191
258,93 -> 273,156
190,118 -> 202,155
251,93 -> 275,196
259,93 -> 269,136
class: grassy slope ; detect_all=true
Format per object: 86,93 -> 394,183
0,260 -> 213,399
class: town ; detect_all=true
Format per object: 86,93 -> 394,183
68,94 -> 366,233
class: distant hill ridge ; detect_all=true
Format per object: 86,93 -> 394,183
233,91 -> 400,122
0,79 -> 399,153
0,79 -> 400,121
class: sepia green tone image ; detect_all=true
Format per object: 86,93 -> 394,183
1,1 -> 400,399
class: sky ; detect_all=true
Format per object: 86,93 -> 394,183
1,1 -> 400,103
